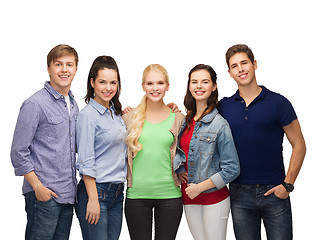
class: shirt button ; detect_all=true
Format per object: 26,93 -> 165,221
190,162 -> 194,165
245,108 -> 248,111
194,135 -> 197,139
244,116 -> 248,120
190,175 -> 193,177
199,124 -> 202,127
191,149 -> 194,152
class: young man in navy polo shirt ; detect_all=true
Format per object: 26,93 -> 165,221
218,44 -> 306,240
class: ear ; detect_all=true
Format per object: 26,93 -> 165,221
253,60 -> 258,70
166,83 -> 170,91
212,82 -> 217,92
142,82 -> 146,92
228,69 -> 234,79
47,67 -> 51,77
90,78 -> 95,88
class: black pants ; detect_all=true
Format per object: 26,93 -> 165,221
124,197 -> 183,240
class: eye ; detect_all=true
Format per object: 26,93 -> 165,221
146,82 -> 153,85
111,80 -> 117,85
158,81 -> 165,85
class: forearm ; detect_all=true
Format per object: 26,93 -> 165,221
23,171 -> 43,191
82,175 -> 98,200
284,142 -> 306,184
197,178 -> 216,192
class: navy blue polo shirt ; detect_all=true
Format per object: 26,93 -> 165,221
218,86 -> 297,185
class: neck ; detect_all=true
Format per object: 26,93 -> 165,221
146,99 -> 166,112
238,82 -> 262,106
49,82 -> 70,97
195,100 -> 207,121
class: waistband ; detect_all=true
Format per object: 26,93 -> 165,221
230,182 -> 280,190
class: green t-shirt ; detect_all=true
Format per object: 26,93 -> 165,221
127,112 -> 181,199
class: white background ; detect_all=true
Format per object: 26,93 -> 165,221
1,0 -> 317,239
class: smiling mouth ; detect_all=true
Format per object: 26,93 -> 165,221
195,91 -> 205,95
103,92 -> 112,97
151,92 -> 160,96
238,73 -> 248,79
59,75 -> 69,80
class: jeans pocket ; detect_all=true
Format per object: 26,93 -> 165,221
229,184 -> 241,200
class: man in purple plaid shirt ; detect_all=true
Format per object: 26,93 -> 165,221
11,44 -> 79,240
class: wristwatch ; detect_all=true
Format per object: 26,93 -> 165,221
282,182 -> 294,192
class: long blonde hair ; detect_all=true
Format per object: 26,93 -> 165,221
125,64 -> 169,154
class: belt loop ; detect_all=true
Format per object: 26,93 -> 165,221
107,183 -> 112,191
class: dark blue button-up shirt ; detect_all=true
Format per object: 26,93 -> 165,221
11,82 -> 78,204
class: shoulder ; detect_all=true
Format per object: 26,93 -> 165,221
21,88 -> 49,111
218,95 -> 236,113
263,87 -> 294,108
77,104 -> 96,122
173,112 -> 185,129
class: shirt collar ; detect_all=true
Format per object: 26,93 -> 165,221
200,108 -> 218,123
44,81 -> 74,100
88,98 -> 115,115
232,85 -> 268,102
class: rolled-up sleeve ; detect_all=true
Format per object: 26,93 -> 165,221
11,100 -> 39,176
210,124 -> 240,188
76,111 -> 97,178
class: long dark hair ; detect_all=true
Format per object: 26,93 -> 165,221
184,64 -> 218,129
84,56 -> 122,115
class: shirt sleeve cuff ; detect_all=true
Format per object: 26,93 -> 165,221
210,172 -> 226,190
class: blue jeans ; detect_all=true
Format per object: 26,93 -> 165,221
230,183 -> 293,240
24,191 -> 73,240
75,180 -> 124,240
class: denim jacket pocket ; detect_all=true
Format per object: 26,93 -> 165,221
199,133 -> 217,155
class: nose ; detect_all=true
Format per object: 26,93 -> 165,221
105,83 -> 111,90
153,84 -> 159,90
61,63 -> 68,72
237,64 -> 244,72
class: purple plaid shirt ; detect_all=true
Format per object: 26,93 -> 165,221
11,82 -> 78,204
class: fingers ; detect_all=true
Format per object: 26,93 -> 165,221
264,188 -> 275,196
86,211 -> 100,225
85,201 -> 101,225
51,191 -> 58,199
123,106 -> 133,114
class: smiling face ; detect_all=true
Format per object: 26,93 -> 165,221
47,54 -> 77,96
142,70 -> 169,103
189,69 -> 217,105
228,52 -> 257,87
91,68 -> 118,108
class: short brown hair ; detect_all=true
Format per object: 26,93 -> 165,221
47,44 -> 78,67
225,44 -> 254,69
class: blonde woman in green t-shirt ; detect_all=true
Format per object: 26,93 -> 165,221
123,64 -> 184,240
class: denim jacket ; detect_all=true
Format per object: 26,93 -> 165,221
174,108 -> 240,193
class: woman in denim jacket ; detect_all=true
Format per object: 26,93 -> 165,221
174,64 -> 240,240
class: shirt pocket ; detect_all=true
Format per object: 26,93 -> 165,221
45,115 -> 66,140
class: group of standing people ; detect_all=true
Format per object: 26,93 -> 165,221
11,43 -> 306,240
